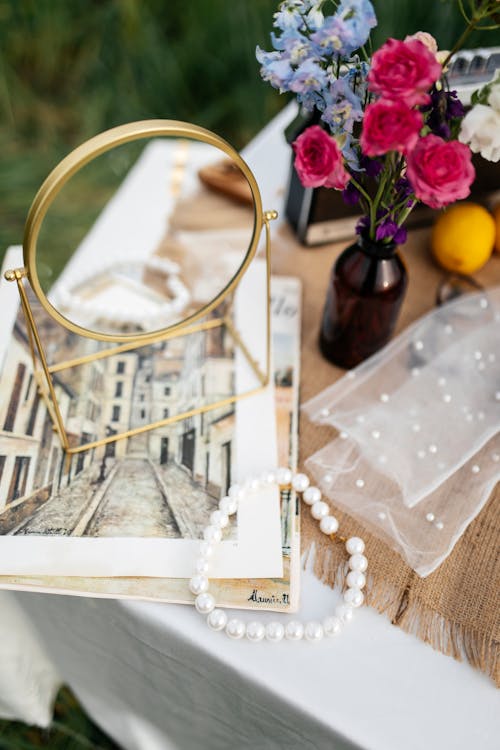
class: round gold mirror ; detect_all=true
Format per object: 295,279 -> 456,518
23,120 -> 263,342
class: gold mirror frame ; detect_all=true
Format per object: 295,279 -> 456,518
5,120 -> 277,455
23,119 -> 263,343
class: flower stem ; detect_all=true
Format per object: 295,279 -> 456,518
442,19 -> 478,69
349,176 -> 373,208
396,200 -> 417,228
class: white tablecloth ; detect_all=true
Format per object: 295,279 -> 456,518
1,105 -> 499,749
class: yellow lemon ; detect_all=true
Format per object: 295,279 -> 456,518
431,202 -> 495,274
492,202 -> 500,254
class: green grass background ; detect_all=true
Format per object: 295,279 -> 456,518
0,1 -> 492,747
0,0 -> 487,262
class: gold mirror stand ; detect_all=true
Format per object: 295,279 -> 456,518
5,120 -> 277,455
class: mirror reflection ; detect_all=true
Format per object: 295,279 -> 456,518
34,135 -> 256,337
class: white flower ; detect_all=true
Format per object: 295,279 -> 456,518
459,103 -> 500,162
405,31 -> 438,55
487,83 -> 500,113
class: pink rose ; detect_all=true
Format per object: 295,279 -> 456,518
406,135 -> 475,209
360,99 -> 423,157
293,125 -> 350,190
368,38 -> 442,107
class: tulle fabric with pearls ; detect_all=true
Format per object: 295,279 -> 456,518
303,287 -> 500,577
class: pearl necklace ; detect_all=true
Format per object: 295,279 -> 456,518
189,467 -> 368,643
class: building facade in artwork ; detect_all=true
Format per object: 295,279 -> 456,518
0,302 -> 238,528
0,325 -> 73,511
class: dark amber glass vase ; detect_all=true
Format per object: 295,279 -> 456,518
319,235 -> 408,369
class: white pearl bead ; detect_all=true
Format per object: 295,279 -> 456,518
346,570 -> 366,589
345,536 -> 365,555
219,496 -> 238,516
349,553 -> 368,572
194,558 -> 209,575
344,587 -> 364,608
246,621 -> 265,642
210,510 -> 229,528
276,467 -> 292,485
323,616 -> 342,637
425,512 -> 435,522
285,621 -> 304,641
311,501 -> 329,520
335,603 -> 354,623
198,541 -> 214,558
261,471 -> 276,484
203,525 -> 222,543
355,478 -> 365,488
228,484 -> 244,500
303,486 -> 321,505
292,473 -> 310,492
195,592 -> 215,614
247,478 -> 261,491
265,622 -> 285,642
207,609 -> 227,631
189,575 -> 208,595
304,621 -> 324,642
226,618 -> 245,639
319,515 -> 339,535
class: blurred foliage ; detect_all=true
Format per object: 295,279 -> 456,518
0,686 -> 119,749
0,0 -> 489,260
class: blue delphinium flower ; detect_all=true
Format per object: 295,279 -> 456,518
256,48 -> 294,91
271,28 -> 314,66
290,58 -> 328,94
321,77 -> 363,134
311,14 -> 350,56
273,1 -> 306,31
337,0 -> 377,54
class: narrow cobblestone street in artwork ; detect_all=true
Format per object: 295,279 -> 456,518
13,457 -> 220,539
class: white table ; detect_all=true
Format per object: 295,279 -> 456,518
1,105 -> 499,749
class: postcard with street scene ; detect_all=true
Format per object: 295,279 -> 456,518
0,262 -> 301,610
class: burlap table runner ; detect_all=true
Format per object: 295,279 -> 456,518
163,184 -> 499,683
272,223 -> 500,686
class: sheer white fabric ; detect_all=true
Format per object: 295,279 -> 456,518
303,287 -> 500,576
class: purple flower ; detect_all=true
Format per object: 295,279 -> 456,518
357,213 -> 407,244
342,181 -> 361,205
375,218 -> 407,244
359,155 -> 383,177
422,87 -> 466,138
395,177 -> 415,205
355,215 -> 370,235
